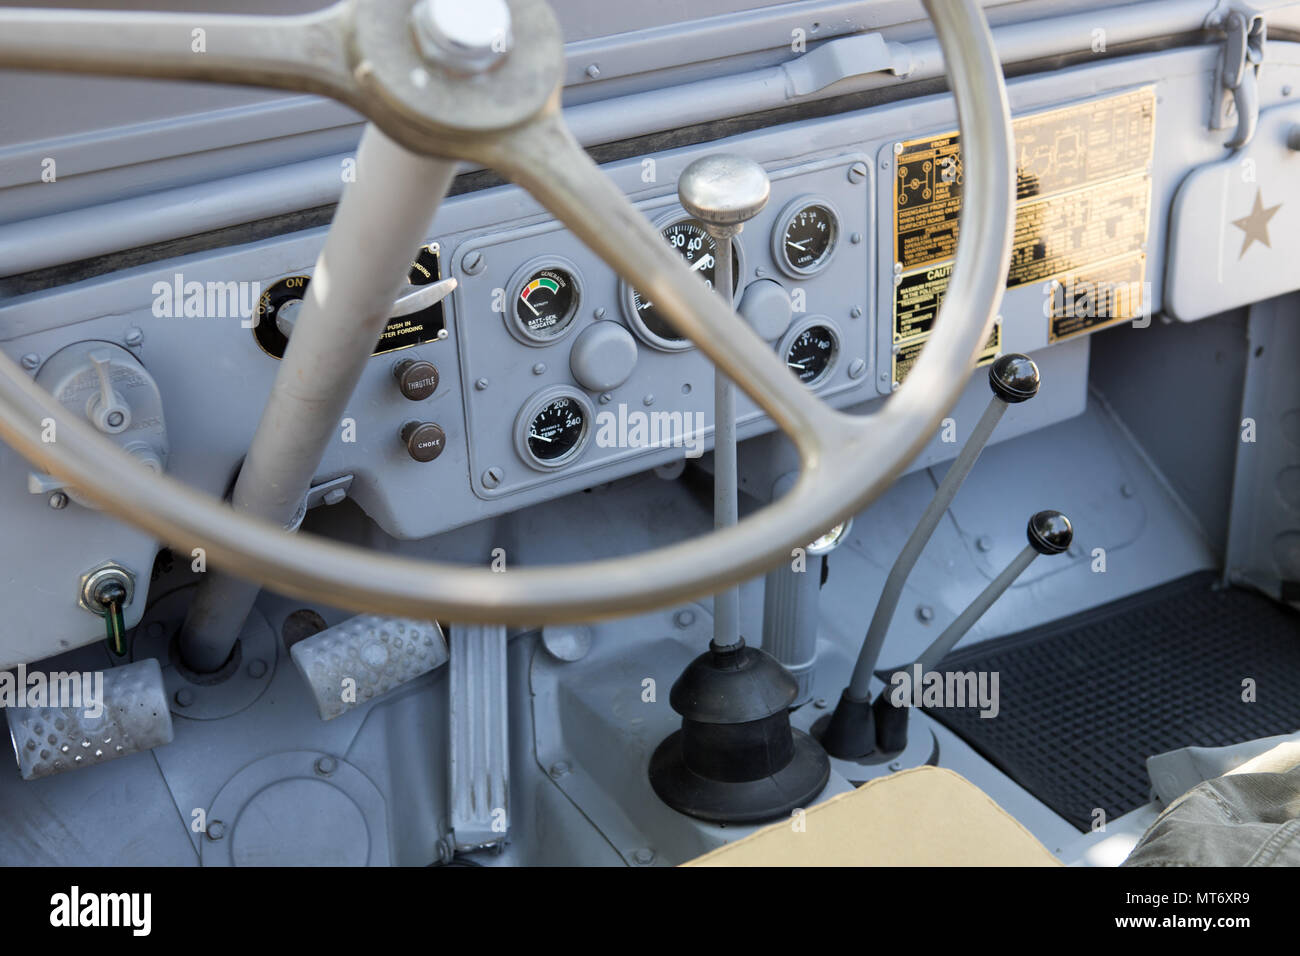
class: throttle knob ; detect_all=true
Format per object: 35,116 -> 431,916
400,421 -> 446,462
1027,510 -> 1073,555
394,359 -> 439,400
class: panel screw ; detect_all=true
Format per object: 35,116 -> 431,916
549,761 -> 571,778
915,605 -> 935,623
585,63 -> 600,79
482,466 -> 504,489
848,358 -> 866,379
673,609 -> 696,629
814,697 -> 828,709
322,487 -> 347,506
461,250 -> 486,275
47,492 -> 68,510
19,353 -> 40,371
175,688 -> 195,707
247,658 -> 268,679
475,377 -> 489,391
1120,483 -> 1134,498
633,847 -> 656,865
850,306 -> 862,318
599,392 -> 613,404
976,535 -> 993,552
593,307 -> 606,320
532,362 -> 546,375
888,760 -> 903,772
206,820 -> 226,840
315,755 -> 337,776
893,142 -> 904,155
847,161 -> 869,184
124,326 -> 144,346
643,394 -> 655,407
850,232 -> 862,244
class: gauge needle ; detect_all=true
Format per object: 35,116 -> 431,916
521,296 -> 541,317
529,431 -> 553,443
690,255 -> 713,273
788,360 -> 807,370
786,239 -> 809,250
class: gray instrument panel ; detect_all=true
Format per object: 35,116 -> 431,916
0,44 -> 1251,664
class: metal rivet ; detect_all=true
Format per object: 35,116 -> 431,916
20,353 -> 40,370
315,755 -> 337,776
915,605 -> 934,623
247,658 -> 268,679
174,688 -> 195,707
532,362 -> 546,375
893,142 -> 904,155
850,232 -> 862,244
813,697 -> 828,709
673,609 -> 696,629
475,377 -> 489,391
888,760 -> 903,772
585,63 -> 600,79
206,820 -> 225,840
482,466 -> 504,489
976,535 -> 993,552
1120,483 -> 1134,498
643,394 -> 655,407
850,306 -> 862,318
633,847 -> 656,865
549,761 -> 571,778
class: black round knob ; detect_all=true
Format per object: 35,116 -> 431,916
989,353 -> 1040,404
400,421 -> 446,462
1027,510 -> 1073,555
393,359 -> 439,401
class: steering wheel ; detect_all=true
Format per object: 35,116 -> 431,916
0,0 -> 1014,626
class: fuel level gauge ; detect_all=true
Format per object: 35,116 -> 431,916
507,258 -> 582,346
772,196 -> 840,278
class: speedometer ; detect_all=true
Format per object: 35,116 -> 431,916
621,214 -> 742,351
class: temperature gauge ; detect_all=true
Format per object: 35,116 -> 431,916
772,197 -> 839,277
621,214 -> 742,351
780,318 -> 840,387
507,258 -> 582,345
514,386 -> 594,470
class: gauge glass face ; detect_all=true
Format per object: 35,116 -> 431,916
780,203 -> 838,274
630,219 -> 740,344
514,267 -> 578,341
785,324 -> 838,386
526,396 -> 587,463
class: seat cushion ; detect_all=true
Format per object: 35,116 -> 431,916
684,765 -> 1060,866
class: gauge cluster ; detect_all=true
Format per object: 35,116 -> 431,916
450,154 -> 872,500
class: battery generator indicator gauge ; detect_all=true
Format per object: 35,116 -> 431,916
506,259 -> 582,346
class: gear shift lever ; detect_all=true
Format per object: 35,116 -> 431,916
821,353 -> 1041,759
649,155 -> 830,823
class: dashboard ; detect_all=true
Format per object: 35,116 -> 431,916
2,25 -> 1299,666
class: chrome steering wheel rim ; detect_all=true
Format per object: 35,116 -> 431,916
0,0 -> 1015,626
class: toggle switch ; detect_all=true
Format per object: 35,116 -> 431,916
401,421 -> 446,462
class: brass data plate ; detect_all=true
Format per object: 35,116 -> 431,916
892,87 -> 1155,346
893,323 -> 1000,388
1048,251 -> 1147,342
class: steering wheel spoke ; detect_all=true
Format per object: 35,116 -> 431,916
0,3 -> 357,100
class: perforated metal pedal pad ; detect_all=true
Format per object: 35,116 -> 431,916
290,615 -> 448,720
6,658 -> 173,780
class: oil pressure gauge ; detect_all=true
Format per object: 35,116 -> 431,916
772,196 -> 840,278
506,257 -> 582,346
620,213 -> 743,351
514,386 -> 594,470
779,317 -> 840,388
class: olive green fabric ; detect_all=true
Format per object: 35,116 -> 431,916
1125,742 -> 1300,867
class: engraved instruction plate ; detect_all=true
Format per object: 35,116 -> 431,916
890,86 -> 1155,367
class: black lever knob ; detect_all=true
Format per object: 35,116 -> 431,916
394,359 -> 439,401
988,353 -> 1040,404
1027,509 -> 1073,555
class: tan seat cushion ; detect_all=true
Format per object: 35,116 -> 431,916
684,765 -> 1060,866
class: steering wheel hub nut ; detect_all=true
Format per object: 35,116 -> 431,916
411,0 -> 513,75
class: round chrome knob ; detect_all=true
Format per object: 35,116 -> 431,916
677,155 -> 770,235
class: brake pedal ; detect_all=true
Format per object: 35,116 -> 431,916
290,615 -> 448,720
446,623 -> 510,853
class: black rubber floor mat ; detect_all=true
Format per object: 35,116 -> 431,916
907,572 -> 1300,831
